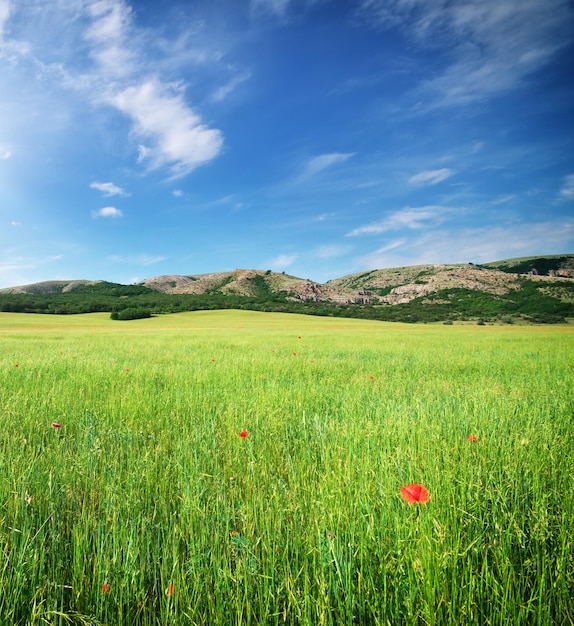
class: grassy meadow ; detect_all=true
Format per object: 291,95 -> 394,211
1,310 -> 573,625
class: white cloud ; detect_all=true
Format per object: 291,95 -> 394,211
303,152 -> 355,178
1,0 -> 225,178
347,205 -> 450,236
90,181 -> 129,196
0,145 -> 11,159
408,168 -> 453,186
109,79 -> 224,178
172,189 -> 183,197
92,206 -> 123,218
559,173 -> 574,200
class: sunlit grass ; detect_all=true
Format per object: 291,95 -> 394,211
1,311 -> 573,624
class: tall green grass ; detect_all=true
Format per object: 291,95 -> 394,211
1,311 -> 573,625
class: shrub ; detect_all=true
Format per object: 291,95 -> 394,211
111,307 -> 151,320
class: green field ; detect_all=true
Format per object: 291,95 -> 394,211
1,311 -> 573,625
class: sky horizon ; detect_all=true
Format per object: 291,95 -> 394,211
1,0 -> 573,288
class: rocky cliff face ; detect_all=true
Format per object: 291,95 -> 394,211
2,256 -> 573,306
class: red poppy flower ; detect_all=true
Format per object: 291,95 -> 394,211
102,582 -> 109,594
239,430 -> 248,438
14,363 -> 19,368
468,434 -> 478,442
369,375 -> 374,379
51,422 -> 62,429
292,351 -> 297,356
167,583 -> 174,597
400,483 -> 429,504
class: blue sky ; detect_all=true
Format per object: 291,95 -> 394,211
1,0 -> 573,287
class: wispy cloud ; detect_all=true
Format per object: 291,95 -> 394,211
250,0 -> 290,17
108,253 -> 166,266
0,252 -> 64,288
90,181 -> 129,197
355,219 -> 574,269
347,206 -> 450,236
92,206 -> 123,219
211,71 -> 251,102
490,195 -> 516,206
559,173 -> 574,200
313,244 -> 352,259
408,168 -> 453,186
359,0 -> 574,108
0,0 -> 9,36
302,152 -> 355,178
84,0 -> 136,79
268,253 -> 297,270
0,144 -> 11,159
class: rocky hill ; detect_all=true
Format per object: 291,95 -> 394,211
139,269 -> 371,304
1,254 -> 573,323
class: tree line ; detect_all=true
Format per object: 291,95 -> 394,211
0,279 -> 572,323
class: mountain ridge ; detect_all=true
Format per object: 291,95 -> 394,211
3,254 -> 573,305
1,255 -> 573,323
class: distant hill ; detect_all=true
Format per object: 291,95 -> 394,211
482,254 -> 574,276
1,255 -> 573,323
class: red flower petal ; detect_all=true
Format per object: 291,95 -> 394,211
167,583 -> 174,597
51,422 -> 62,429
239,430 -> 248,438
468,434 -> 478,442
400,483 -> 429,504
102,582 -> 109,594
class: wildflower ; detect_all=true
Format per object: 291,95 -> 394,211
239,430 -> 248,438
468,434 -> 477,442
51,422 -> 62,429
167,583 -> 174,597
369,375 -> 374,379
14,363 -> 19,368
103,582 -> 109,594
292,351 -> 297,356
297,336 -> 301,339
400,483 -> 429,504
230,530 -> 238,537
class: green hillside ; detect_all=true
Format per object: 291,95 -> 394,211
1,256 -> 573,324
